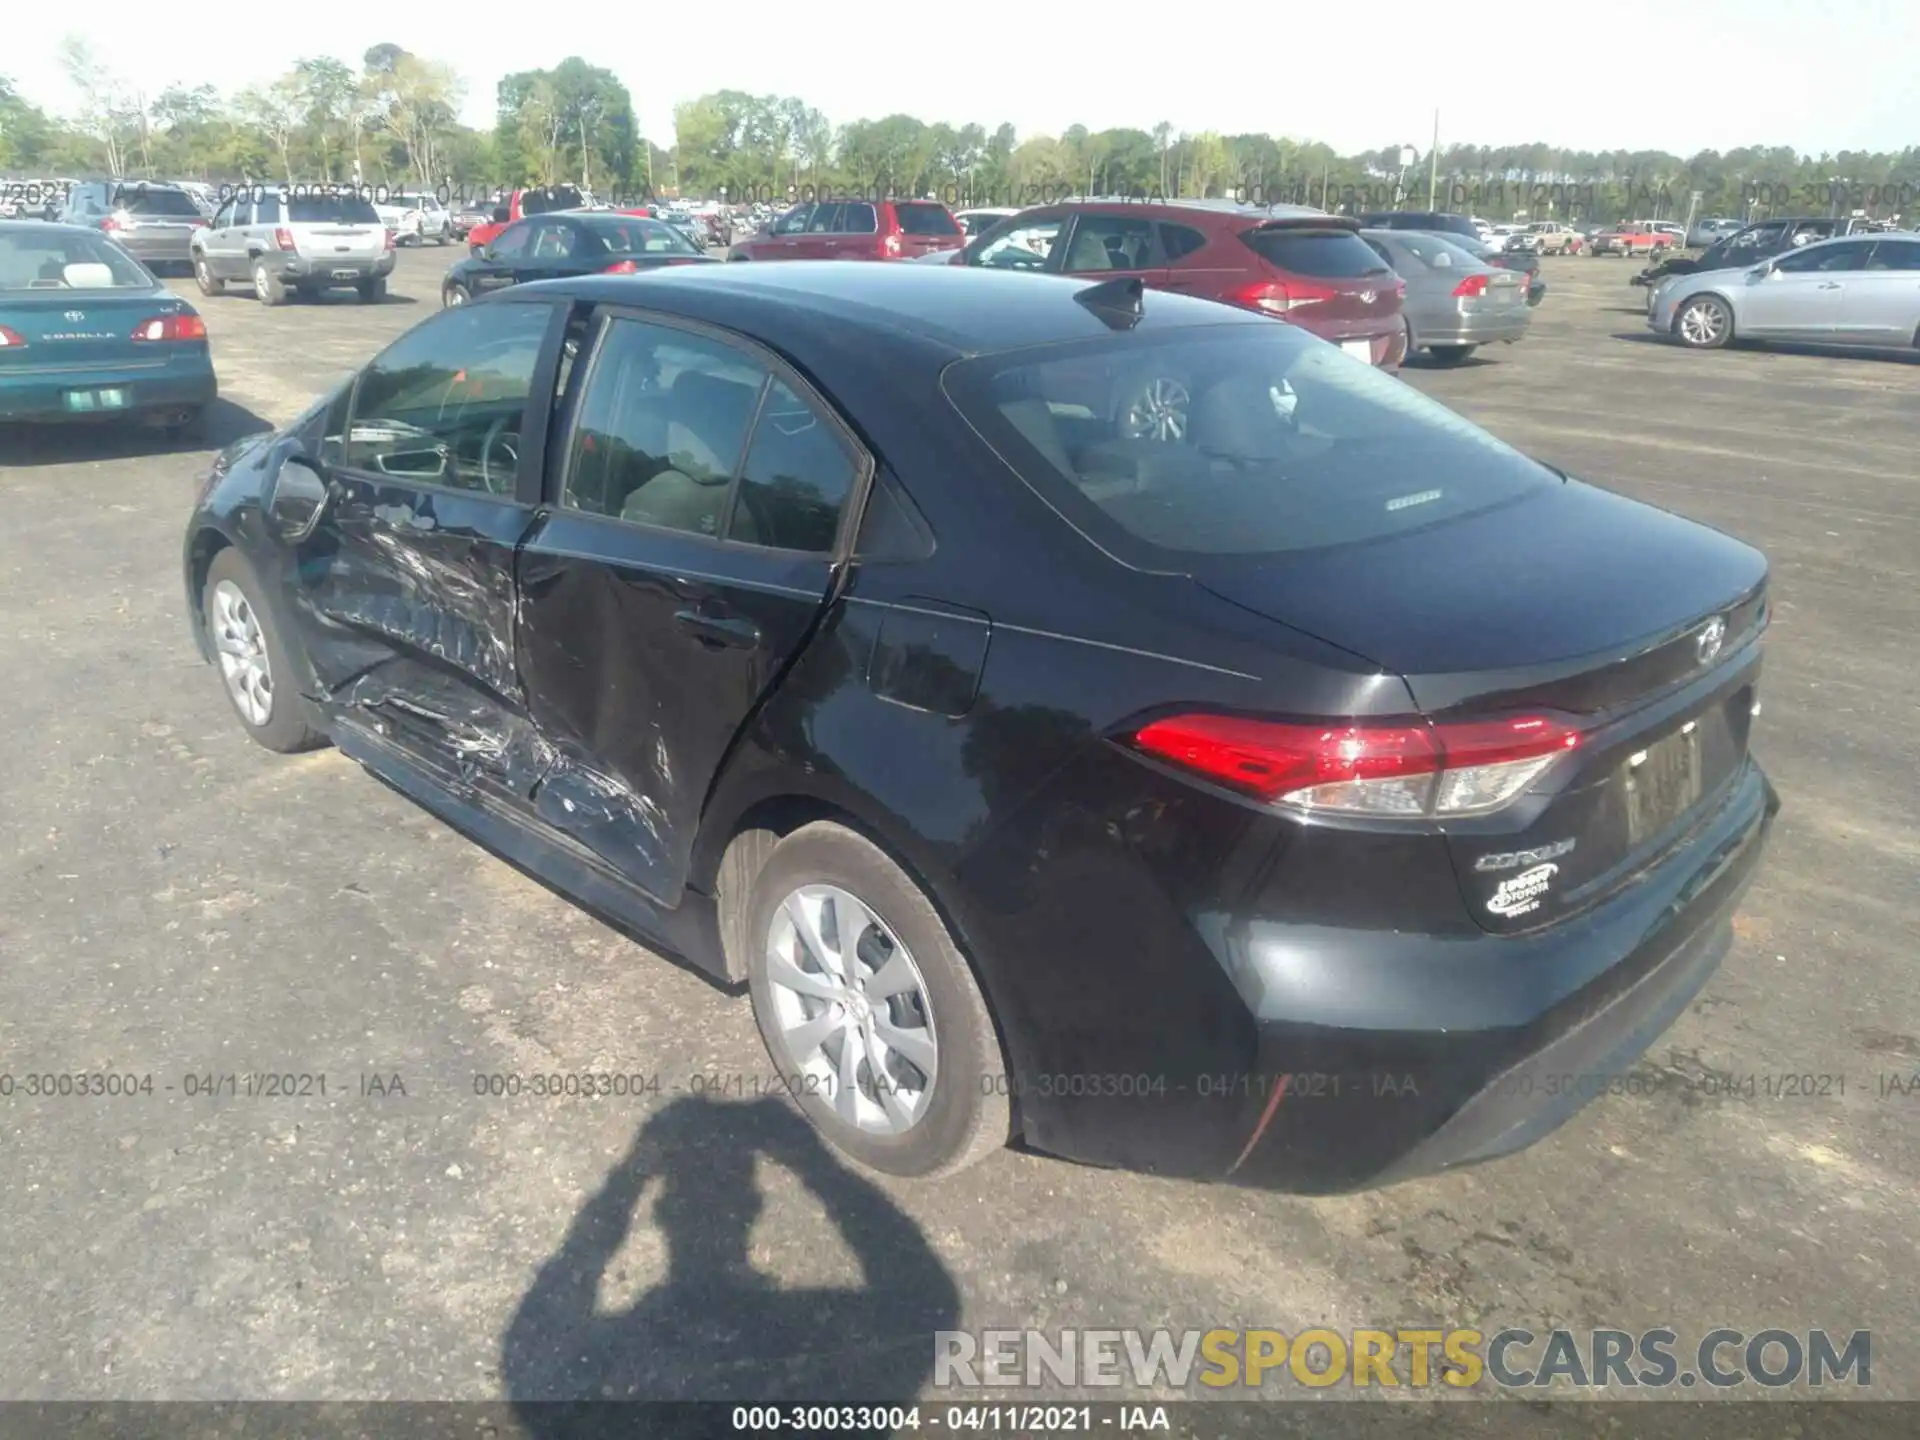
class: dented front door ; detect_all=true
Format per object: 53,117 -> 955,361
277,298 -> 565,788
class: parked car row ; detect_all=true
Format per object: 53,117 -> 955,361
1649,230 -> 1920,351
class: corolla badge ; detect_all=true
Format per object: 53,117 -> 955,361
1695,615 -> 1727,666
1486,863 -> 1558,918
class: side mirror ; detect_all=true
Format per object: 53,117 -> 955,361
1748,263 -> 1774,282
265,454 -> 331,542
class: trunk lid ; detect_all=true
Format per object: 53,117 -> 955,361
1196,480 -> 1769,931
0,288 -> 183,370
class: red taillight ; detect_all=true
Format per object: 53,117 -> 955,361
0,325 -> 26,348
604,258 -> 640,273
1453,273 -> 1491,298
131,313 -> 208,342
1232,279 -> 1339,315
1130,712 -> 1582,818
383,229 -> 398,251
101,215 -> 125,232
273,227 -> 296,252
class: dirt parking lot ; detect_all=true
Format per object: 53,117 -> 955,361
2,247 -> 1916,1417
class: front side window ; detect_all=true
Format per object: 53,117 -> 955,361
341,302 -> 553,495
528,221 -> 578,260
1774,240 -> 1874,273
489,221 -> 534,259
944,325 -> 1554,563
1061,216 -> 1157,274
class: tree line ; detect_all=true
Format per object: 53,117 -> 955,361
3,43 -> 1916,222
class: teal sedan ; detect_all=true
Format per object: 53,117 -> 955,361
0,220 -> 216,436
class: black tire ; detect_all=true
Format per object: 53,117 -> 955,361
1428,344 -> 1477,366
193,255 -> 224,296
435,230 -> 449,246
442,282 -> 470,309
251,258 -> 286,307
745,821 -> 1010,1179
357,276 -> 387,304
1673,294 -> 1734,349
200,548 -> 327,754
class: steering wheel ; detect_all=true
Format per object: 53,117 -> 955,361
479,414 -> 519,494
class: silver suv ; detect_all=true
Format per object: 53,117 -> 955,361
192,190 -> 396,304
375,191 -> 453,245
57,181 -> 207,271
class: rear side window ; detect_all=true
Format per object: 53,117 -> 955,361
895,202 -> 959,236
808,204 -> 845,232
943,326 -> 1551,561
1243,228 -> 1391,278
1159,224 -> 1208,261
113,186 -> 201,218
288,196 -> 380,224
841,203 -> 878,234
730,380 -> 859,552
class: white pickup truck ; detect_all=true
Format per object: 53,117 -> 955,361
373,191 -> 452,246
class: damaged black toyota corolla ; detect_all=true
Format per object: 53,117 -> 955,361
183,263 -> 1779,1191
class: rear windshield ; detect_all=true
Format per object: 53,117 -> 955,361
113,186 -> 202,218
1368,231 -> 1486,270
942,326 -> 1551,563
895,202 -> 960,236
522,187 -> 585,216
288,196 -> 380,224
580,216 -> 702,256
1242,228 -> 1391,278
0,229 -> 152,290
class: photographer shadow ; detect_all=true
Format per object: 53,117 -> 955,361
502,1095 -> 959,1437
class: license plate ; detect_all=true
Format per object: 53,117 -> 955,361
1624,728 -> 1703,845
1341,340 -> 1373,362
332,269 -> 358,279
64,388 -> 128,412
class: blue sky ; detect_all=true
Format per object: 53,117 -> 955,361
7,0 -> 1915,158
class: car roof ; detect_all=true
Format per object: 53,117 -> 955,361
0,218 -> 113,236
510,260 -> 1269,358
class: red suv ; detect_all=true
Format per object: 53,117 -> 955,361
941,200 -> 1408,368
728,199 -> 966,262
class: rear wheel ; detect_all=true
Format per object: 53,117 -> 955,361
1427,344 -> 1477,366
165,405 -> 206,442
193,256 -> 224,296
357,276 -> 387,304
745,821 -> 1010,1179
201,549 -> 326,754
1674,295 -> 1733,349
251,259 -> 286,306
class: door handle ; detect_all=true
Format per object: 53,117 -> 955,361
674,607 -> 761,649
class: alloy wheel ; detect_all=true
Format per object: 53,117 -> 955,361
1679,298 -> 1728,347
210,579 -> 273,726
765,884 -> 938,1135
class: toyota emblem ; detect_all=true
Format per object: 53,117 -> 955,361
64,310 -> 85,322
1695,616 -> 1727,665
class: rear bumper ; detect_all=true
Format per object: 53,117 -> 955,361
267,252 -> 396,284
1415,311 -> 1531,347
971,754 -> 1777,1193
0,360 -> 216,422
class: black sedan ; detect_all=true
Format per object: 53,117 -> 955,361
182,263 -> 1778,1190
440,211 -> 714,306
